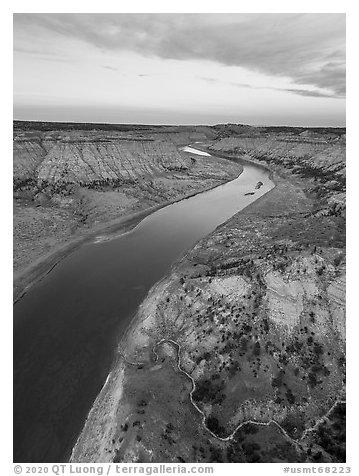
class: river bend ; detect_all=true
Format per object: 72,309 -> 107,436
13,148 -> 274,462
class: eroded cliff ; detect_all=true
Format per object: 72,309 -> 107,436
13,123 -> 240,295
70,126 -> 346,464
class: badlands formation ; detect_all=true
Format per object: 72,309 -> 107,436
13,122 -> 240,300
13,122 -> 346,463
69,124 -> 346,463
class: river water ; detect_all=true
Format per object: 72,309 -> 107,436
13,148 -> 274,462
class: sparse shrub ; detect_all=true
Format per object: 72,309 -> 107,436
316,267 -> 324,276
334,254 -> 344,267
206,416 -> 226,437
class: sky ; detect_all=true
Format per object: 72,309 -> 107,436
13,13 -> 346,126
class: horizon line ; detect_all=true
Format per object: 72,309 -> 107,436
13,119 -> 347,130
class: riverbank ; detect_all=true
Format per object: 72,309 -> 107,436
16,147 -> 264,463
14,158 -> 243,303
70,149 -> 345,463
69,158 -> 277,463
14,124 -> 345,464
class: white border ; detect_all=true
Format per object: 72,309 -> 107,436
3,2 -> 355,473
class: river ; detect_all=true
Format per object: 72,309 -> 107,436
13,147 -> 274,462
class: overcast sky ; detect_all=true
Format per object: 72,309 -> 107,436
13,13 -> 346,126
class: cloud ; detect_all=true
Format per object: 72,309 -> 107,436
199,76 -> 220,84
295,62 -> 346,97
102,65 -> 118,71
282,88 -> 342,99
14,13 -> 346,98
204,78 -> 343,99
13,44 -> 71,63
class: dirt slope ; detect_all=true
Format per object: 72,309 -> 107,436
13,123 -> 240,295
70,126 -> 345,463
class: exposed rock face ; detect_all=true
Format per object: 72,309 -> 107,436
14,123 -> 346,463
70,126 -> 345,464
13,123 -> 240,278
209,128 -> 346,216
14,129 -> 205,186
13,137 -> 46,180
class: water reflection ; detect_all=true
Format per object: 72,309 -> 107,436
13,149 -> 274,462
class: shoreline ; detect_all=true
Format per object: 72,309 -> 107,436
190,142 -> 276,181
14,143 -> 277,304
72,155 -> 346,462
13,163 -> 244,304
69,156 -> 277,462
